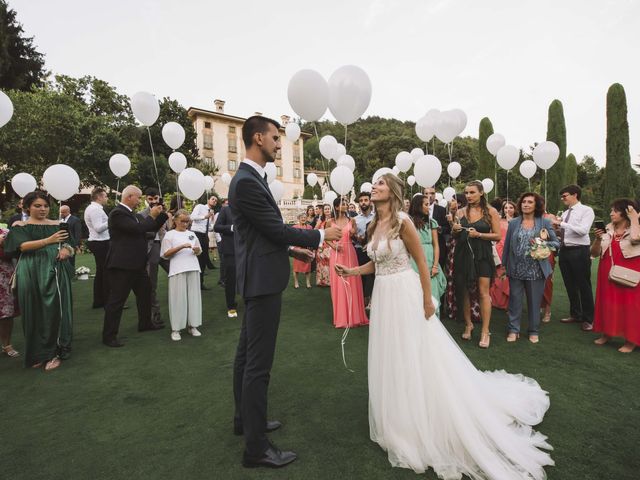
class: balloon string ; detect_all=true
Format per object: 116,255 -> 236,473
494,160 -> 498,199
313,121 -> 330,191
115,178 -> 120,205
344,124 -> 348,151
147,126 -> 162,198
506,170 -> 509,203
544,170 -> 547,207
425,142 -> 429,155
332,216 -> 355,372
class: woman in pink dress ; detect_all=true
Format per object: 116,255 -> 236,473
292,213 -> 312,289
315,204 -> 332,287
327,197 -> 369,329
490,200 -> 516,310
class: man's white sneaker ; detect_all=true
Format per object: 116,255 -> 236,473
171,331 -> 181,341
227,309 -> 238,318
189,327 -> 202,337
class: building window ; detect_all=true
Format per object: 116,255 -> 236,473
276,166 -> 283,177
204,121 -> 211,129
229,126 -> 236,133
228,138 -> 237,153
203,133 -> 213,150
228,160 -> 237,171
204,157 -> 213,166
294,168 -> 301,179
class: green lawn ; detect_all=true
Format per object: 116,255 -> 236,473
2,254 -> 639,480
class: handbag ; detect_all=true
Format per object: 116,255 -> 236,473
9,255 -> 21,292
608,242 -> 640,288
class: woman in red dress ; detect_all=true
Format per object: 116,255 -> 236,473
490,200 -> 516,310
315,204 -> 333,287
292,213 -> 312,289
591,199 -> 640,353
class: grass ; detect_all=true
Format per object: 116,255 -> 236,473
2,253 -> 639,480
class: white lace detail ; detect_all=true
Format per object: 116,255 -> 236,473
367,237 -> 412,276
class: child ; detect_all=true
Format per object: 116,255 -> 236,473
160,210 -> 203,341
292,213 -> 312,289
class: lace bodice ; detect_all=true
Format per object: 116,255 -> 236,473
367,237 -> 412,275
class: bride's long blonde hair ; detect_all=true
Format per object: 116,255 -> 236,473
367,173 -> 405,246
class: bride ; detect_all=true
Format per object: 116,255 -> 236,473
336,173 -> 553,480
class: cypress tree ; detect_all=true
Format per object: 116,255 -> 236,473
545,100 -> 567,213
603,83 -> 635,208
478,117 -> 494,181
565,153 -> 578,185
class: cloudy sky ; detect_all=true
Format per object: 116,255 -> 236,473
10,0 -> 640,166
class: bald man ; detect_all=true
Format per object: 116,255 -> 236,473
60,205 -> 82,268
102,185 -> 168,347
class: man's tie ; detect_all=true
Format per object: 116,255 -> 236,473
205,209 -> 210,233
262,173 -> 269,188
560,207 -> 573,246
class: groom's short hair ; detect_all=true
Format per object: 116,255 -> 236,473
242,115 -> 281,148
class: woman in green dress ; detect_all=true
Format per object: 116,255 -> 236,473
5,191 -> 75,371
408,195 -> 447,308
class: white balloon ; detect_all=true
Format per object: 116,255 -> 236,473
168,151 -> 187,173
519,160 -> 537,179
109,153 -> 131,178
285,122 -> 301,143
496,145 -> 519,170
413,155 -> 442,188
161,122 -> 186,150
264,162 -> 277,184
330,166 -> 354,196
447,161 -> 462,179
319,135 -> 337,160
307,173 -> 318,187
394,151 -> 412,173
221,172 -> 232,185
204,176 -> 215,192
443,186 -> 456,201
336,154 -> 356,172
0,90 -> 14,128
323,190 -> 338,205
332,143 -> 346,161
392,166 -> 400,176
131,91 -> 160,127
269,180 -> 285,202
178,168 -> 206,201
42,164 -> 80,201
417,109 -> 440,142
407,175 -> 416,187
434,110 -> 460,144
481,178 -> 495,193
11,173 -> 37,197
360,182 -> 372,193
533,141 -> 560,170
486,133 -> 506,156
328,65 -> 372,125
451,108 -> 468,136
372,167 -> 394,184
435,193 -> 444,202
287,69 -> 329,122
410,147 -> 424,161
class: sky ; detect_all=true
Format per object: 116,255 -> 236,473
9,0 -> 640,166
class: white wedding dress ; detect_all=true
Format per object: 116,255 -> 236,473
367,230 -> 554,480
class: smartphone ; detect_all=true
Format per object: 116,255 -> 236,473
594,220 -> 606,231
59,222 -> 69,232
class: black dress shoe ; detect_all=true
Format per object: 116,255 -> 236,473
103,339 -> 124,347
138,323 -> 164,332
234,420 -> 282,436
242,445 -> 296,469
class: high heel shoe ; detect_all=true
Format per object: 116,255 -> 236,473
461,324 -> 474,340
479,332 -> 491,348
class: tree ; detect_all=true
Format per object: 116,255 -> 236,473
565,153 -> 578,185
545,100 -> 567,213
477,117 -> 494,181
603,83 -> 636,208
0,1 -> 47,91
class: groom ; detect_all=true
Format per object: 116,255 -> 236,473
230,115 -> 341,468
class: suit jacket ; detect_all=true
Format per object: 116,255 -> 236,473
502,216 -> 560,279
64,215 -> 82,247
431,203 -> 449,264
106,204 -> 169,271
229,162 -> 321,298
7,212 -> 23,228
213,205 -> 235,256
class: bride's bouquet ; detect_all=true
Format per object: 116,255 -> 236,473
528,228 -> 556,260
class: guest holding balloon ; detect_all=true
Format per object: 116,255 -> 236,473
4,191 -> 75,370
490,200 -> 517,310
502,193 -> 559,343
591,199 -> 640,353
541,208 -> 558,323
315,204 -> 332,287
452,181 -> 501,348
327,197 -> 368,328
292,213 -> 313,289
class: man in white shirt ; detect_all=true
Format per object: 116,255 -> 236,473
551,184 -> 595,331
190,195 -> 217,289
84,187 -> 111,309
354,192 -> 375,306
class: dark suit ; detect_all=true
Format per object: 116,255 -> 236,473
102,204 -> 168,343
139,207 -> 170,325
7,212 -> 25,228
214,205 -> 237,310
62,214 -> 82,268
431,203 -> 449,270
230,162 -> 321,457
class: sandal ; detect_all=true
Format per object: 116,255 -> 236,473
2,344 -> 20,358
479,332 -> 491,348
44,357 -> 61,371
461,324 -> 474,340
